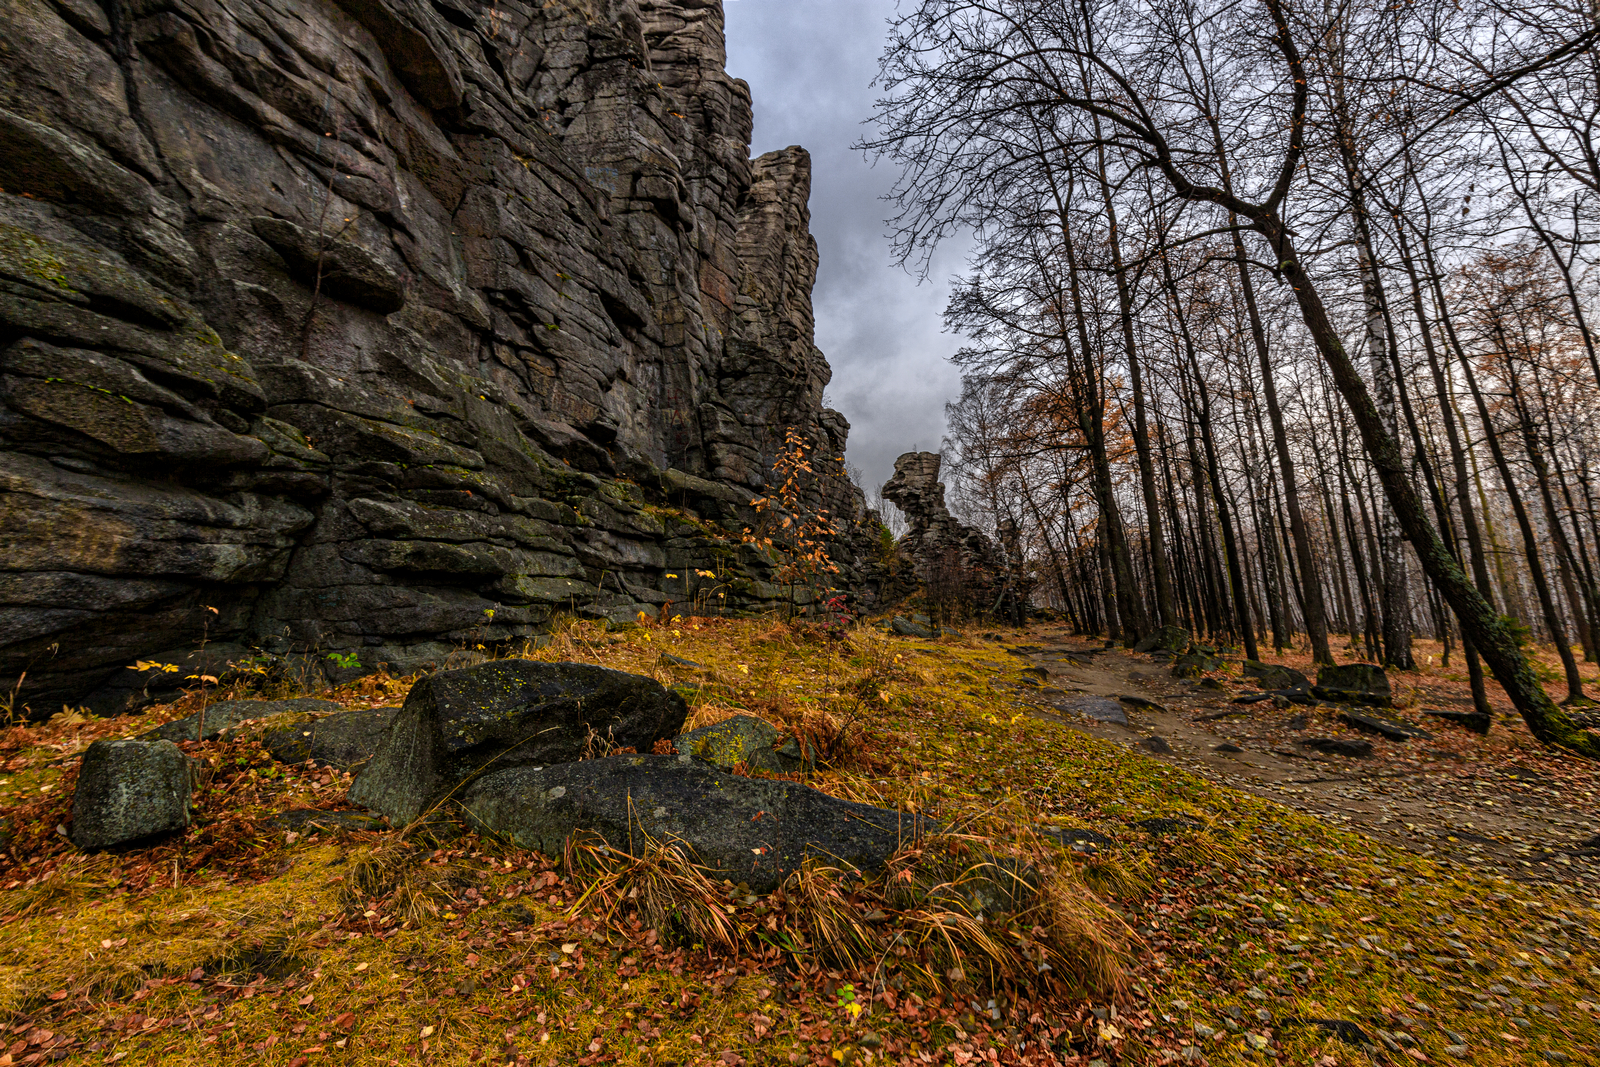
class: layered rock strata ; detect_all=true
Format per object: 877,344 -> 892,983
881,452 -> 1017,620
0,0 -> 876,713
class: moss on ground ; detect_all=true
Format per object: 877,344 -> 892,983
0,618 -> 1594,1065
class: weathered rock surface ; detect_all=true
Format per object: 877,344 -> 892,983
0,0 -> 882,717
890,616 -> 936,639
1171,652 -> 1226,679
881,453 -> 1019,619
460,754 -> 928,891
1314,665 -> 1393,707
349,660 -> 687,825
1133,626 -> 1191,655
1053,695 -> 1129,726
264,706 -> 402,769
1339,711 -> 1432,742
70,739 -> 197,849
675,714 -> 810,774
1243,660 -> 1309,691
142,698 -> 342,743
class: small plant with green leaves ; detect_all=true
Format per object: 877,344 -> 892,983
326,650 -> 362,671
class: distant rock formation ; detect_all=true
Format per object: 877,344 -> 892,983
880,452 -> 1017,620
0,0 -> 871,714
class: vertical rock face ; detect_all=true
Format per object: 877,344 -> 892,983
881,452 -> 1012,617
0,0 -> 865,713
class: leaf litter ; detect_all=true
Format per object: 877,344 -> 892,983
0,616 -> 1593,1066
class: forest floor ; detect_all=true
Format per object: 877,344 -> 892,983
0,618 -> 1596,1067
1007,634 -> 1600,890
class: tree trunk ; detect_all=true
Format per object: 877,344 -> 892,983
1260,225 -> 1596,753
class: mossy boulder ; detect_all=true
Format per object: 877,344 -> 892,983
1171,652 -> 1225,679
675,714 -> 811,774
140,698 -> 342,743
349,660 -> 688,826
69,739 -> 198,849
263,706 -> 401,770
1313,664 -> 1392,707
460,755 -> 930,892
891,616 -> 935,638
1133,626 -> 1191,655
1243,660 -> 1309,691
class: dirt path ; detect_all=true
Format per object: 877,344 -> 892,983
996,628 -> 1600,889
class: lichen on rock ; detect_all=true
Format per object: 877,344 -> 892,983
0,0 -> 882,717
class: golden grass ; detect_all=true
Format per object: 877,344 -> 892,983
1,616 -> 1595,1066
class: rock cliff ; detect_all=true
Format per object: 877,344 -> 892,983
881,452 -> 1015,621
0,0 -> 871,714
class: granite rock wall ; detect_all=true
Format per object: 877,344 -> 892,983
0,0 -> 872,715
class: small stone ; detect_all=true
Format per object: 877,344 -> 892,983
675,714 -> 811,774
1194,1024 -> 1216,1039
69,739 -> 197,850
1443,1045 -> 1470,1059
1245,1033 -> 1269,1051
1541,1053 -> 1569,1064
890,616 -> 935,639
1137,736 -> 1174,755
142,698 -> 342,743
1301,737 -> 1374,758
1215,743 -> 1244,753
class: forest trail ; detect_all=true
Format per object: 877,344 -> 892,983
1000,630 -> 1600,890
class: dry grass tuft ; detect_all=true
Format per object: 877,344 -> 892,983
1079,848 -> 1155,900
773,861 -> 878,969
875,832 -> 1131,996
340,842 -> 453,923
566,830 -> 744,951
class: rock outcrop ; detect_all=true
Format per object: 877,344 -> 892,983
348,658 -> 688,825
0,0 -> 872,715
880,452 -> 1016,619
461,753 -> 929,891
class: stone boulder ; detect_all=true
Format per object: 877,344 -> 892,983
349,661 -> 688,825
675,715 -> 811,774
264,707 -> 402,770
141,698 -> 342,743
1133,626 -> 1191,655
70,739 -> 197,849
1313,665 -> 1392,707
890,617 -> 935,639
1171,652 -> 1226,679
1339,711 -> 1432,742
1243,661 -> 1310,691
460,755 -> 929,892
1301,737 -> 1374,758
1052,695 -> 1129,726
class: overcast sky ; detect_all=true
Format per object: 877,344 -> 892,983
723,0 -> 965,494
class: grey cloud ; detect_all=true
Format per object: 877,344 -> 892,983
724,0 -> 965,492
